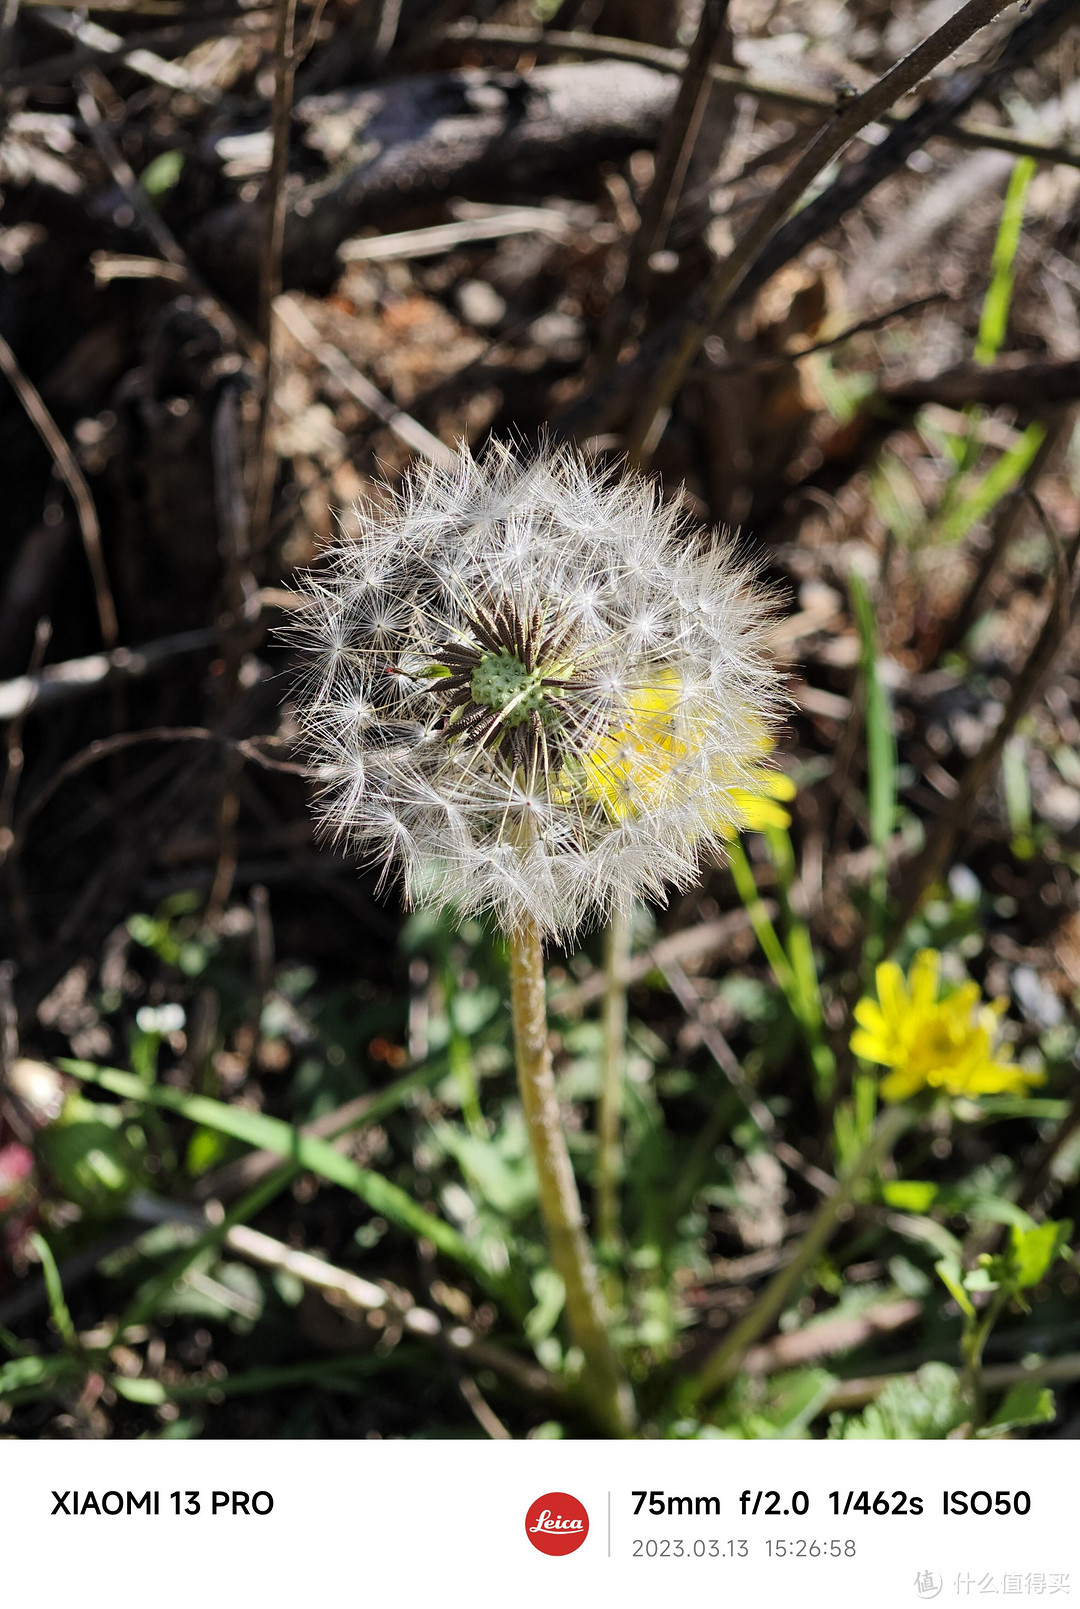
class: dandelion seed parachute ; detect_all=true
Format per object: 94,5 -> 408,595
292,442 -> 784,941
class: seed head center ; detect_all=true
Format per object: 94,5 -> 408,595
470,651 -> 545,728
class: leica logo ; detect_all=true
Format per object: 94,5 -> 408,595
529,1511 -> 584,1534
525,1492 -> 589,1556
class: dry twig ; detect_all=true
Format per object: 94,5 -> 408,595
0,331 -> 117,649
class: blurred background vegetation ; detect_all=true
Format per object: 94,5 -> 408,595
1,0 -> 1079,1439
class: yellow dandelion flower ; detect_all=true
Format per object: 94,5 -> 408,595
851,948 -> 1043,1103
581,671 -> 793,834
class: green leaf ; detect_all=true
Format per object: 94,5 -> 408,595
37,1095 -> 145,1211
1009,1220 -> 1072,1290
185,1125 -> 232,1178
881,1180 -> 938,1213
0,1351 -> 79,1400
525,1267 -> 566,1346
829,1363 -> 966,1440
437,1122 -> 535,1218
756,1368 -> 838,1437
983,1378 -> 1056,1436
140,150 -> 184,199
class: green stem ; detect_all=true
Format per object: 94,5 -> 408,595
597,906 -> 631,1261
961,1288 -> 1009,1435
508,917 -> 635,1436
687,1103 -> 911,1407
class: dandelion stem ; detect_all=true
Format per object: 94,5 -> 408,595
686,1103 -> 911,1407
508,917 -> 635,1436
597,906 -> 631,1266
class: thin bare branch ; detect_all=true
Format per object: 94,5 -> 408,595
275,294 -> 456,467
447,20 -> 1080,171
0,330 -> 117,649
624,0 -> 1020,461
252,0 -> 300,549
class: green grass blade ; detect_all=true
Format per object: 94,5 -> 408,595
975,157 -> 1036,366
937,421 -> 1046,547
28,1232 -> 78,1349
60,1060 -> 509,1301
728,836 -> 836,1099
111,1350 -> 420,1405
763,823 -> 836,1101
849,571 -> 897,972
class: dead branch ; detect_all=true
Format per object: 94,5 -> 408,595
0,329 -> 117,649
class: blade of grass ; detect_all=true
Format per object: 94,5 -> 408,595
727,836 -> 835,1096
930,155 -> 1039,541
975,156 -> 1037,366
111,1350 -> 419,1405
849,570 -> 897,975
763,822 -> 836,1101
1001,732 -> 1034,859
28,1231 -> 77,1350
937,420 -> 1047,546
60,1060 -> 513,1305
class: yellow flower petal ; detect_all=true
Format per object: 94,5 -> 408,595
729,790 -> 792,831
851,1027 -> 896,1065
874,960 -> 909,1023
908,949 -> 941,1014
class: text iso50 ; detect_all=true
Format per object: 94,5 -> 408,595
943,1491 -> 1031,1516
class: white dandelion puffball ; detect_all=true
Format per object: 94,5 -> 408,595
293,443 -> 783,941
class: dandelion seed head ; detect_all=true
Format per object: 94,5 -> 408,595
292,442 -> 784,940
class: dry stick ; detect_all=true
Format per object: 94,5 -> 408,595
197,1222 -> 558,1403
551,904 -> 770,1013
448,22 -> 1080,171
275,295 -> 455,468
0,13 -> 273,92
890,524 -> 1080,943
110,1195 -> 563,1405
508,917 -> 634,1436
558,0 -> 1072,446
662,957 -> 775,1137
0,602 -> 291,724
687,1105 -> 912,1406
600,0 -> 731,367
0,0 -> 19,85
624,0 -> 1020,463
41,6 -> 219,101
705,292 -> 951,376
11,725 -> 308,862
0,332 -> 117,649
252,0 -> 300,551
0,620 -> 51,861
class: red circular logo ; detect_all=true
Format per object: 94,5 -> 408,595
525,1492 -> 589,1556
